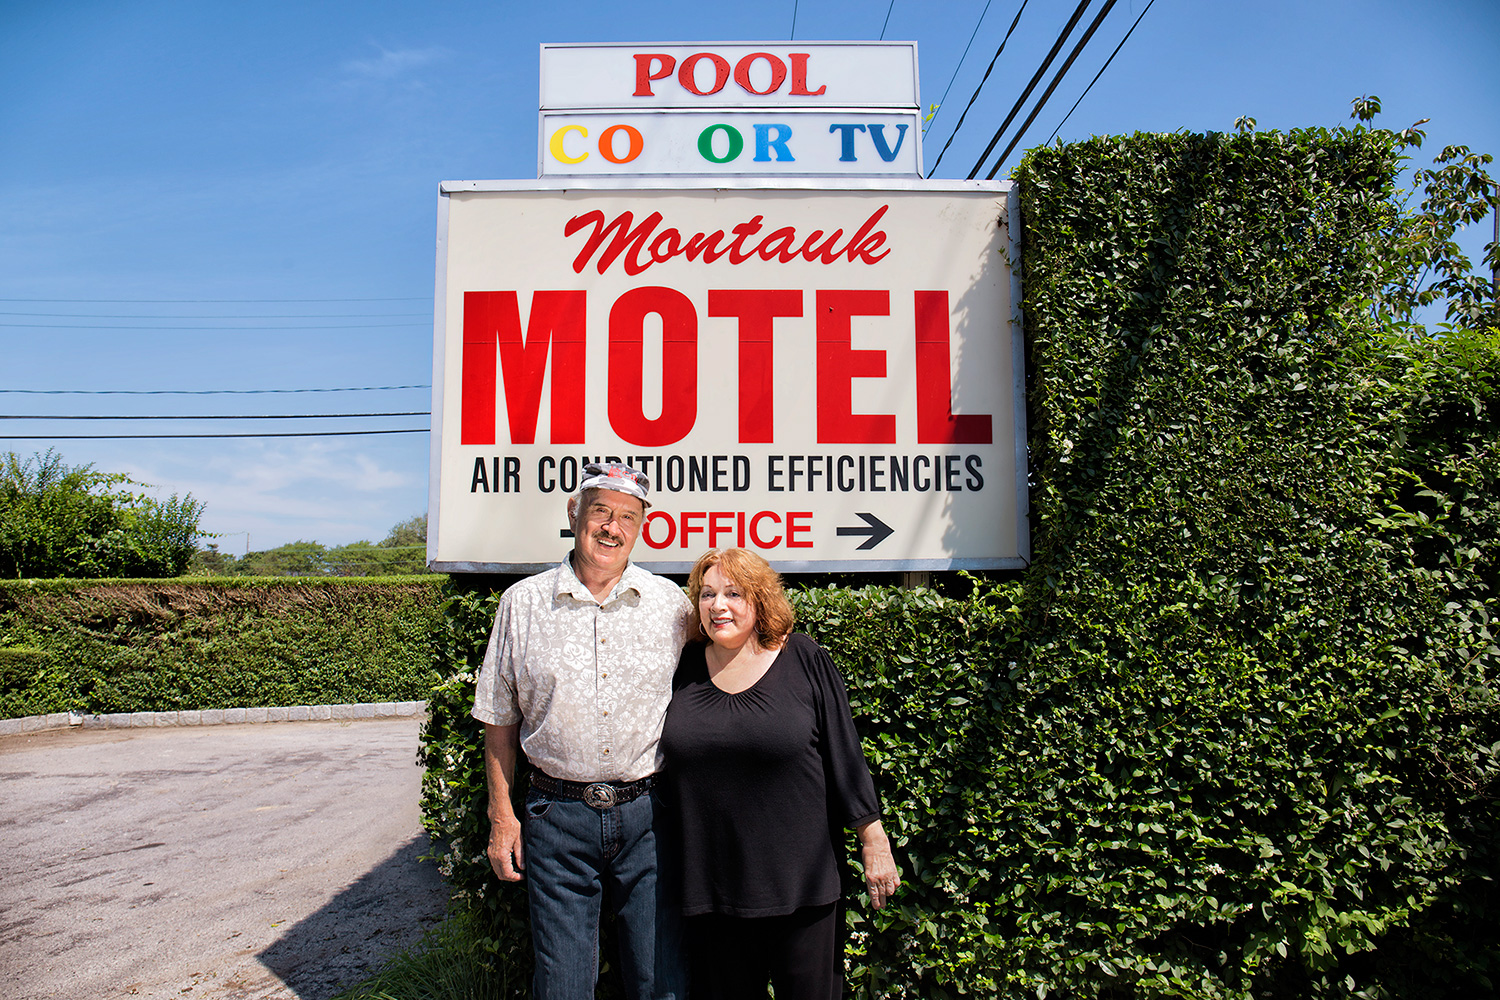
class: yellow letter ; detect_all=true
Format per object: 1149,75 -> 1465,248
550,125 -> 589,164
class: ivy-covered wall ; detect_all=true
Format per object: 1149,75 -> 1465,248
418,127 -> 1499,999
0,577 -> 444,718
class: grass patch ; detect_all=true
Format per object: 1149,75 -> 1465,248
332,909 -> 519,1000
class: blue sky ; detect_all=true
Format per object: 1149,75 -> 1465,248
2,0 -> 1496,553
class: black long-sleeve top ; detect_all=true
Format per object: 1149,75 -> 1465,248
660,633 -> 880,917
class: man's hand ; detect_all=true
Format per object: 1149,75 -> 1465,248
482,722 -> 525,882
487,812 -> 525,881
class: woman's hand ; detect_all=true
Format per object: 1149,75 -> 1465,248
856,820 -> 901,910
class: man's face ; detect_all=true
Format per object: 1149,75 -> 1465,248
571,489 -> 645,580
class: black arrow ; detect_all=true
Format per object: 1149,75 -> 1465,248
836,512 -> 894,550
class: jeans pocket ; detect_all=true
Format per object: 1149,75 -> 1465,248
525,790 -> 554,819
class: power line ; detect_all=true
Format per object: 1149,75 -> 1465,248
924,0 -> 996,136
879,0 -> 897,39
0,311 -> 430,319
0,385 -> 430,395
0,412 -> 430,421
1046,0 -> 1157,145
0,429 -> 429,440
0,297 -> 428,303
985,0 -> 1120,178
928,0 -> 1032,175
1,321 -> 425,330
968,0 -> 1093,179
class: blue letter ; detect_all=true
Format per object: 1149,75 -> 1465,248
867,123 -> 909,162
753,123 -> 795,162
828,123 -> 866,162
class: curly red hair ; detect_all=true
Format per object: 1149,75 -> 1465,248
686,548 -> 795,650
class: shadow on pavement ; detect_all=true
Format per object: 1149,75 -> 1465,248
257,834 -> 448,999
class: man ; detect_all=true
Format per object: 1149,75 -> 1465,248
472,462 -> 695,1000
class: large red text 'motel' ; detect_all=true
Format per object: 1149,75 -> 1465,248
459,287 -> 992,448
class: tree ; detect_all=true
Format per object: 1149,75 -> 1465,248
381,513 -> 427,549
0,450 -> 204,579
212,514 -> 431,577
235,541 -> 328,577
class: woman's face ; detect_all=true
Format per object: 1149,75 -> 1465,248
698,564 -> 758,651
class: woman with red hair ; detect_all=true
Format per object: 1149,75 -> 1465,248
661,547 -> 900,1000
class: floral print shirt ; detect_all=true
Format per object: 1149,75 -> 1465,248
472,556 -> 695,782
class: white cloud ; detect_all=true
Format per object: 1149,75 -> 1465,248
117,440 -> 426,550
339,44 -> 448,84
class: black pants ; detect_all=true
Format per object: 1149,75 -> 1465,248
686,902 -> 841,1000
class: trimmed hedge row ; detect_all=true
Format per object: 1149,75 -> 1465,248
417,126 -> 1499,999
0,576 -> 445,719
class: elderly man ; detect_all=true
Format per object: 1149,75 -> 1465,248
472,462 -> 695,1000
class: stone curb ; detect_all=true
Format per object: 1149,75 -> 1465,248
0,701 -> 428,737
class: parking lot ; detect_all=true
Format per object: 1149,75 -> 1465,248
0,716 -> 449,1000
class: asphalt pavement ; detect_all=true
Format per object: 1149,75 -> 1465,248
0,716 -> 450,1000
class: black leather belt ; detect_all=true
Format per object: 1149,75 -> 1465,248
530,770 -> 654,809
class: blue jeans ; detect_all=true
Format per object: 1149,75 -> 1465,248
522,784 -> 686,1000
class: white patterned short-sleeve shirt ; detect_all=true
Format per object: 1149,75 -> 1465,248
471,557 -> 695,782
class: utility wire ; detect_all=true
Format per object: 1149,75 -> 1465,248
967,0 -> 1093,178
879,0 -> 897,39
1045,0 -> 1157,144
0,429 -> 429,440
0,297 -> 428,303
0,385 -> 429,395
0,311 -> 429,319
791,0 -> 799,39
1,321 -> 424,330
0,412 -> 430,421
924,0 -> 996,136
929,0 -> 1032,175
986,0 -> 1119,178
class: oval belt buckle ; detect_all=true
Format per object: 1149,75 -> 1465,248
583,783 -> 617,809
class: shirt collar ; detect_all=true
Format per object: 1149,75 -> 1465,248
556,553 -> 645,605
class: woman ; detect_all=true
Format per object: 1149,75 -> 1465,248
660,547 -> 900,1000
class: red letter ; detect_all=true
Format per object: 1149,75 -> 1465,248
843,205 -> 891,263
915,291 -> 993,443
734,53 -> 787,95
786,512 -> 813,548
564,210 -> 664,276
461,290 -> 585,445
749,511 -> 782,548
634,54 -> 675,96
679,53 -> 730,95
641,510 -> 676,549
816,290 -> 895,443
608,287 -> 698,446
709,511 -> 736,547
788,53 -> 826,96
708,289 -> 803,443
680,511 -> 706,548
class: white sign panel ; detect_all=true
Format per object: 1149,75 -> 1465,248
540,42 -> 919,110
429,180 -> 1026,573
539,111 -> 922,178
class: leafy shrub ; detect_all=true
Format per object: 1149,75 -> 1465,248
0,449 -> 204,579
0,646 -> 66,718
417,125 -> 1499,998
0,577 -> 444,716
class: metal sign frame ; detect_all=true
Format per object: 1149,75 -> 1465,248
428,177 -> 1028,575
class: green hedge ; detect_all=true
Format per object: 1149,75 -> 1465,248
0,576 -> 445,718
418,126 -> 1499,999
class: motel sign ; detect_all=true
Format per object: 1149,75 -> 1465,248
427,44 -> 1027,572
